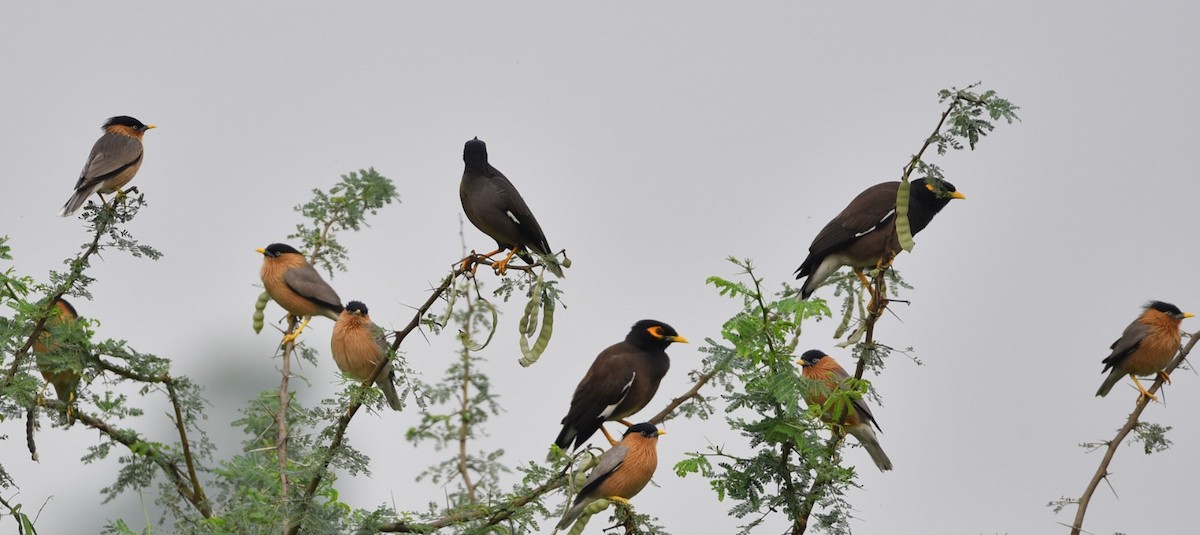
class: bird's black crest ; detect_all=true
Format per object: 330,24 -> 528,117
1146,300 -> 1183,316
104,116 -> 149,129
262,243 -> 302,257
627,319 -> 681,349
799,349 -> 827,366
624,423 -> 660,438
346,301 -> 369,314
463,137 -> 489,169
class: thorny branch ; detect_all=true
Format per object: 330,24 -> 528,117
1069,329 -> 1200,535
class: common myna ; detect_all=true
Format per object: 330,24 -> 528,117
1097,300 -> 1193,401
59,116 -> 156,216
257,243 -> 344,344
797,349 -> 893,472
32,298 -> 84,423
554,320 -> 687,452
555,422 -> 664,531
459,137 -> 563,277
794,178 -> 964,299
330,301 -> 403,411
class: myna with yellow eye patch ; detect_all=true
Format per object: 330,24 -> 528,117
795,178 -> 964,299
59,116 -> 156,216
33,298 -> 84,423
460,138 -> 563,277
554,320 -> 686,452
257,243 -> 344,344
1097,300 -> 1193,401
331,301 -> 403,411
797,349 -> 893,472
555,422 -> 664,532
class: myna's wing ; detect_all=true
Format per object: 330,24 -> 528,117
75,133 -> 144,191
805,182 -> 900,261
565,360 -> 637,424
576,443 -> 628,501
486,171 -> 552,255
282,264 -> 343,312
1101,320 -> 1148,372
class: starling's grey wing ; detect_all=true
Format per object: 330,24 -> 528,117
74,133 -> 144,191
1101,320 -> 1148,372
282,263 -> 343,313
577,443 -> 628,500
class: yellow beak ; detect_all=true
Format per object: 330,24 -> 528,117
255,248 -> 265,254
669,335 -> 690,344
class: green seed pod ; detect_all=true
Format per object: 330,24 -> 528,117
582,498 -> 611,516
895,178 -> 915,252
253,291 -> 270,333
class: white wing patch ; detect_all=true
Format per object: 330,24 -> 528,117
853,209 -> 895,238
506,210 -> 521,224
598,372 -> 635,419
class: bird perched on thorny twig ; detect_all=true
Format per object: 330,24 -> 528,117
59,116 -> 156,216
330,301 -> 403,411
1096,300 -> 1193,401
797,349 -> 893,472
257,243 -> 344,344
555,423 -> 664,532
554,320 -> 686,453
794,178 -> 964,299
459,137 -> 563,277
32,298 -> 84,424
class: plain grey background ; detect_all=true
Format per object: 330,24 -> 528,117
3,2 -> 1199,534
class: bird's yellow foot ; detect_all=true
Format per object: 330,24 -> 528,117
281,317 -> 313,347
600,425 -> 619,446
36,382 -> 50,406
1157,371 -> 1172,385
493,249 -> 520,276
1131,375 -> 1158,402
607,496 -> 631,506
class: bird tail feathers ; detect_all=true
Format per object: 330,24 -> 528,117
58,188 -> 95,217
377,371 -> 403,411
847,424 -> 893,471
1095,371 -> 1123,397
554,500 -> 590,531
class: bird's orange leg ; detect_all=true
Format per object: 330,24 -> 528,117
493,247 -> 521,276
600,425 -> 620,446
854,268 -> 879,303
281,316 -> 313,346
1130,375 -> 1158,402
461,248 -> 506,275
615,419 -> 634,427
1157,371 -> 1172,385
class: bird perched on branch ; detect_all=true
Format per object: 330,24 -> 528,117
1096,300 -> 1193,401
33,298 -> 84,423
553,320 -> 687,453
257,243 -> 343,344
797,349 -> 893,472
459,137 -> 563,277
59,116 -> 156,216
794,178 -> 964,299
555,422 -> 664,532
330,301 -> 403,411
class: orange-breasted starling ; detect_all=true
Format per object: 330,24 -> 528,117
459,137 -> 563,277
554,320 -> 687,452
257,243 -> 343,343
59,116 -> 156,216
1097,300 -> 1193,401
32,298 -> 84,422
797,349 -> 893,472
794,178 -> 964,299
330,301 -> 403,411
555,422 -> 664,531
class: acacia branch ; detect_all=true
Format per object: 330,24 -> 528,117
1069,329 -> 1200,535
278,318 -> 297,533
167,382 -> 210,515
458,290 -> 478,503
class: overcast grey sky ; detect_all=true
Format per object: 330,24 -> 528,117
3,2 -> 1200,534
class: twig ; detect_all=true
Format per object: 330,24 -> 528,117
458,289 -> 478,503
1069,329 -> 1200,535
167,382 -> 210,521
278,316 -> 297,533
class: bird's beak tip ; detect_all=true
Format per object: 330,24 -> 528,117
672,336 -> 690,344
255,248 -> 265,254
1185,312 -> 1195,319
657,430 -> 666,436
952,192 -> 966,200
146,124 -> 157,130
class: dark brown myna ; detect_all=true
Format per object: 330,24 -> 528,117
1097,301 -> 1193,401
33,298 -> 84,423
555,422 -> 664,531
331,301 -> 403,411
257,243 -> 344,344
59,116 -> 156,216
554,320 -> 687,452
794,178 -> 964,299
797,349 -> 893,472
459,137 -> 563,277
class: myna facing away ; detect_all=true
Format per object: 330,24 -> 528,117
794,178 -> 964,299
257,243 -> 344,342
32,298 -> 84,421
459,138 -> 563,277
555,423 -> 664,531
1097,300 -> 1193,401
797,350 -> 893,472
59,116 -> 156,216
554,320 -> 687,452
331,301 -> 403,411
